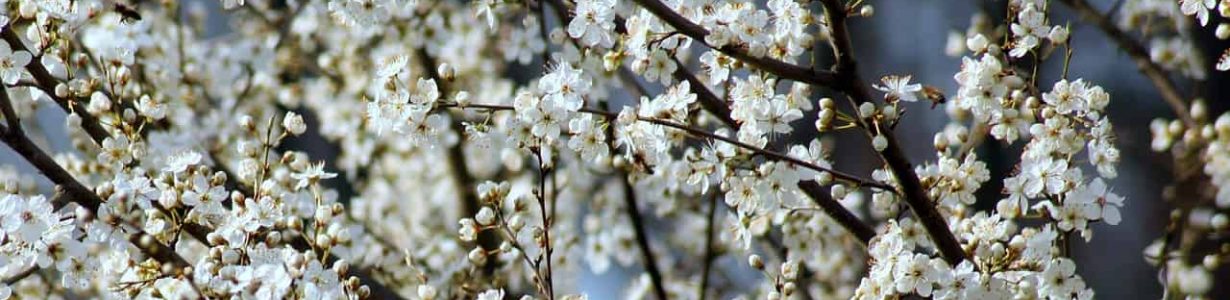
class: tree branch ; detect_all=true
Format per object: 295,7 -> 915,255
1,28 -> 110,145
818,0 -> 966,265
628,0 -> 839,86
797,181 -> 875,243
0,99 -> 193,272
621,175 -> 669,300
697,192 -> 718,300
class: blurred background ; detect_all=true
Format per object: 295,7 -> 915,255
2,0 -> 1226,298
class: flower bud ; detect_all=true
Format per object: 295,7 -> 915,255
1203,255 -> 1220,269
458,218 -> 478,242
872,134 -> 888,152
858,102 -> 875,119
858,5 -> 874,17
438,63 -> 455,81
222,249 -> 240,264
468,247 -> 488,265
831,184 -> 849,200
1212,213 -> 1228,231
87,91 -> 112,115
748,254 -> 764,269
282,111 -> 307,136
455,91 -> 471,106
333,259 -> 350,276
418,285 -> 438,300
1047,26 -> 1069,44
881,105 -> 899,122
476,206 -> 496,226
966,34 -> 989,53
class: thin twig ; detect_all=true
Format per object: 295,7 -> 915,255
621,175 -> 669,300
627,0 -> 839,86
439,102 -> 890,191
697,192 -> 719,300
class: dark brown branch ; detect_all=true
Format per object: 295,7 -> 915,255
1,266 -> 36,285
1057,0 -> 1195,128
442,102 -> 889,190
817,0 -> 967,265
1,29 -> 110,145
697,192 -> 719,300
797,181 -> 875,243
628,0 -> 839,86
545,0 -> 738,129
607,0 -> 881,247
621,175 -> 669,300
0,112 -> 191,272
670,56 -> 736,127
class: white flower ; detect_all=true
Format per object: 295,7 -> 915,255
538,63 -> 590,112
1042,79 -> 1090,115
458,218 -> 479,242
640,49 -> 677,85
505,17 -> 546,65
893,254 -> 938,297
1023,157 -> 1069,196
282,111 -> 308,136
873,75 -> 923,102
154,278 -> 198,300
413,78 -> 441,106
376,54 -> 408,78
567,114 -> 609,165
0,194 -> 54,243
1180,0 -> 1217,26
87,92 -> 112,115
475,0 -> 499,29
477,289 -> 506,300
328,0 -> 391,27
1067,178 -> 1125,225
222,0 -> 246,9
99,136 -> 133,167
291,162 -> 338,190
1218,49 -> 1230,71
933,261 -> 978,300
700,51 -> 730,86
111,171 -> 159,209
136,95 -> 167,119
1038,258 -> 1081,299
567,0 -> 616,47
300,260 -> 342,300
0,40 -> 31,85
163,151 -> 203,173
1008,3 -> 1049,57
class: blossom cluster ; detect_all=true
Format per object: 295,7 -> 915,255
0,0 -> 1223,299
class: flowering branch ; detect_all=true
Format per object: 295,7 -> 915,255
817,0 -> 967,265
546,0 -> 738,128
442,102 -> 887,190
628,0 -> 840,86
1056,0 -> 1195,127
0,28 -> 110,145
0,85 -> 195,275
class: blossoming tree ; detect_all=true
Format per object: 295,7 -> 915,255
0,0 -> 1227,299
